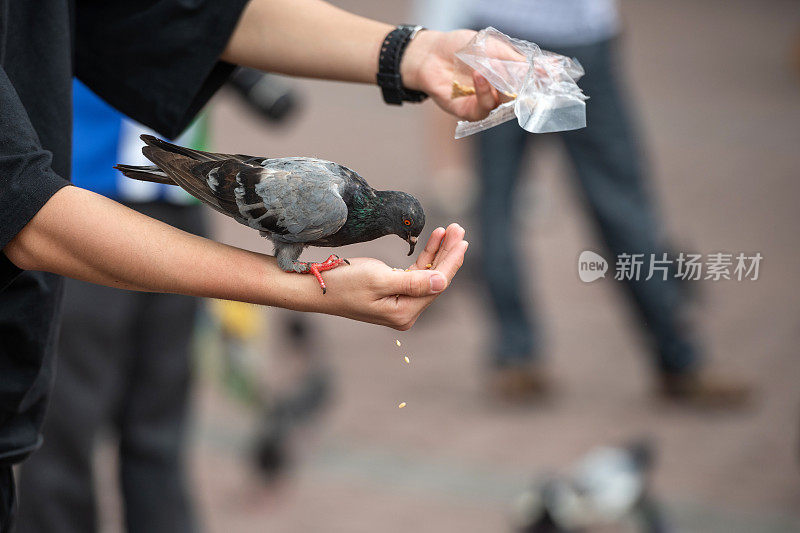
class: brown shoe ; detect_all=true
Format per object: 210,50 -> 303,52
489,365 -> 553,404
658,369 -> 753,409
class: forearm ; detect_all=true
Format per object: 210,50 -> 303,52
4,187 -> 467,330
222,0 -> 392,84
222,1 -> 498,121
4,186 -> 314,309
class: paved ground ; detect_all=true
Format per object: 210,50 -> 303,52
96,1 -> 800,531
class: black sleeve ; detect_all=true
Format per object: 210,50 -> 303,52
74,0 -> 251,139
0,67 -> 70,289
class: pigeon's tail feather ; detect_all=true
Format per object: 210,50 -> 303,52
140,134 -> 233,162
139,145 -> 231,216
114,164 -> 175,185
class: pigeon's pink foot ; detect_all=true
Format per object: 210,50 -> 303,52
294,255 -> 349,294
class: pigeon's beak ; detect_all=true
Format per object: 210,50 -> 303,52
406,235 -> 418,256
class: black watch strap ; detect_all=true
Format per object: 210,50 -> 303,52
377,25 -> 428,105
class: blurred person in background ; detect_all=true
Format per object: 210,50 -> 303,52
15,79 -> 209,533
416,0 -> 752,407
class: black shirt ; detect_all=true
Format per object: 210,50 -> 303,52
0,0 -> 249,467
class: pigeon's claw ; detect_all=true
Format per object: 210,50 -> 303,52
293,255 -> 349,294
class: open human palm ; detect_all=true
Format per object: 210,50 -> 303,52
310,224 -> 467,330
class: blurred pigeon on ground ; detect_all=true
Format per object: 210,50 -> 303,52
514,441 -> 669,532
116,135 -> 425,293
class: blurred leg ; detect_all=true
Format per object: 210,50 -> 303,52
116,204 -> 202,533
17,278 -> 136,533
117,292 -> 197,533
0,467 -> 15,533
558,39 -> 699,373
476,120 -> 538,367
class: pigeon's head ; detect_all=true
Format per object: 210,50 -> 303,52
383,191 -> 425,255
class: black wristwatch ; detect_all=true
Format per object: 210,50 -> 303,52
377,25 -> 429,105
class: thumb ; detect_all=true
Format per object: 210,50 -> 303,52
391,270 -> 448,298
471,72 -> 499,121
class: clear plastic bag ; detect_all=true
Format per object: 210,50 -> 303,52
453,27 -> 588,139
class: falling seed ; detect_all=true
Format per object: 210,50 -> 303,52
404,356 -> 410,364
398,402 -> 407,409
395,339 -> 401,347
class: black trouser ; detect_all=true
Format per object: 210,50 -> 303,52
0,466 -> 14,533
476,38 -> 699,373
0,266 -> 64,532
16,202 -> 205,533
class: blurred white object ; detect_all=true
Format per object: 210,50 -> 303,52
453,28 -> 588,138
513,441 -> 670,533
549,446 -> 645,528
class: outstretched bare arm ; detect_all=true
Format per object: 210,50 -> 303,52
5,187 -> 466,329
222,0 -> 501,121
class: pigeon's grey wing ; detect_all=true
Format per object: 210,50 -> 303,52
244,159 -> 350,242
141,147 -> 348,241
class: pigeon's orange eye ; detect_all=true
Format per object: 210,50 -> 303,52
403,219 -> 412,226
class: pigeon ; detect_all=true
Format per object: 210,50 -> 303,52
115,135 -> 425,293
513,441 -> 666,533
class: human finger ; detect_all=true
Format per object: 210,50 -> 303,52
384,268 -> 449,298
432,239 -> 468,282
470,72 -> 500,121
431,223 -> 465,270
408,226 -> 446,271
